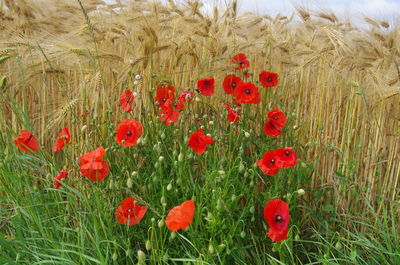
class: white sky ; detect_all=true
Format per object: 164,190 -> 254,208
106,0 -> 400,24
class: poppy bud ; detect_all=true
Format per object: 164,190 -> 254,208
231,194 -> 236,202
145,240 -> 151,250
295,234 -> 300,241
109,180 -> 114,189
250,180 -> 254,187
137,249 -> 146,262
159,156 -> 164,162
160,196 -> 166,204
218,244 -> 225,250
240,231 -> 246,238
167,183 -> 172,191
297,189 -> 305,196
250,206 -> 255,214
208,244 -> 214,254
216,199 -> 223,210
131,171 -> 138,177
239,162 -> 245,173
335,241 -> 342,250
170,231 -> 176,240
251,216 -> 255,222
112,252 -> 118,261
178,153 -> 184,161
151,217 -> 155,223
161,133 -> 166,139
209,120 -> 214,125
158,219 -> 164,228
195,97 -> 200,102
127,178 -> 133,188
218,170 -> 225,176
81,125 -> 87,132
126,249 -> 132,257
155,162 -> 159,168
244,132 -> 250,138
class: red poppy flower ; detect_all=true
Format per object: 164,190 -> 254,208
159,99 -> 180,126
223,74 -> 243,95
14,130 -> 40,152
263,120 -> 283,137
268,109 -> 286,128
233,82 -> 260,104
188,128 -> 214,154
115,197 -> 148,226
115,119 -> 143,146
174,100 -> 185,111
53,128 -> 71,152
222,103 -> 240,123
243,71 -> 251,79
178,91 -> 193,102
231,53 -> 250,70
80,110 -> 91,118
276,147 -> 297,168
79,147 -> 109,182
259,71 -> 279,88
166,200 -> 195,231
119,90 -> 135,113
257,150 -> 279,176
155,83 -> 175,107
53,170 -> 68,189
264,199 -> 290,242
197,78 -> 214,96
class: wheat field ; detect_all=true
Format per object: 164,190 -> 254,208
0,0 -> 399,263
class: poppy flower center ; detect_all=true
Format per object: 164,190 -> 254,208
126,130 -> 132,137
231,82 -> 236,88
204,80 -> 209,85
285,151 -> 291,156
270,122 -> 275,127
267,77 -> 273,82
273,116 -> 278,120
162,98 -> 167,103
270,158 -> 275,164
275,214 -> 283,222
126,208 -> 134,213
244,88 -> 252,95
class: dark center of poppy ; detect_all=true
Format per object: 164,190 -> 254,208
275,214 -> 283,222
285,151 -> 290,156
204,80 -> 209,86
126,208 -> 134,213
239,61 -> 244,66
126,130 -> 132,137
231,82 -> 236,88
267,77 -> 273,82
162,98 -> 167,103
270,158 -> 275,164
273,116 -> 278,120
244,88 -> 251,95
270,122 -> 275,127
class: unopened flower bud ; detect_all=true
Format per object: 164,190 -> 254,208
159,156 -> 164,162
158,219 -> 164,228
127,178 -> 133,188
81,125 -> 87,132
145,240 -> 151,250
137,249 -> 146,262
297,189 -> 305,196
208,244 -> 214,254
167,183 -> 172,191
209,120 -> 214,125
112,252 -> 118,261
178,153 -> 184,161
244,131 -> 250,138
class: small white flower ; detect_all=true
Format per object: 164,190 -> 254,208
135,74 -> 142,80
244,131 -> 250,138
297,189 -> 305,196
133,92 -> 138,97
133,80 -> 139,86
